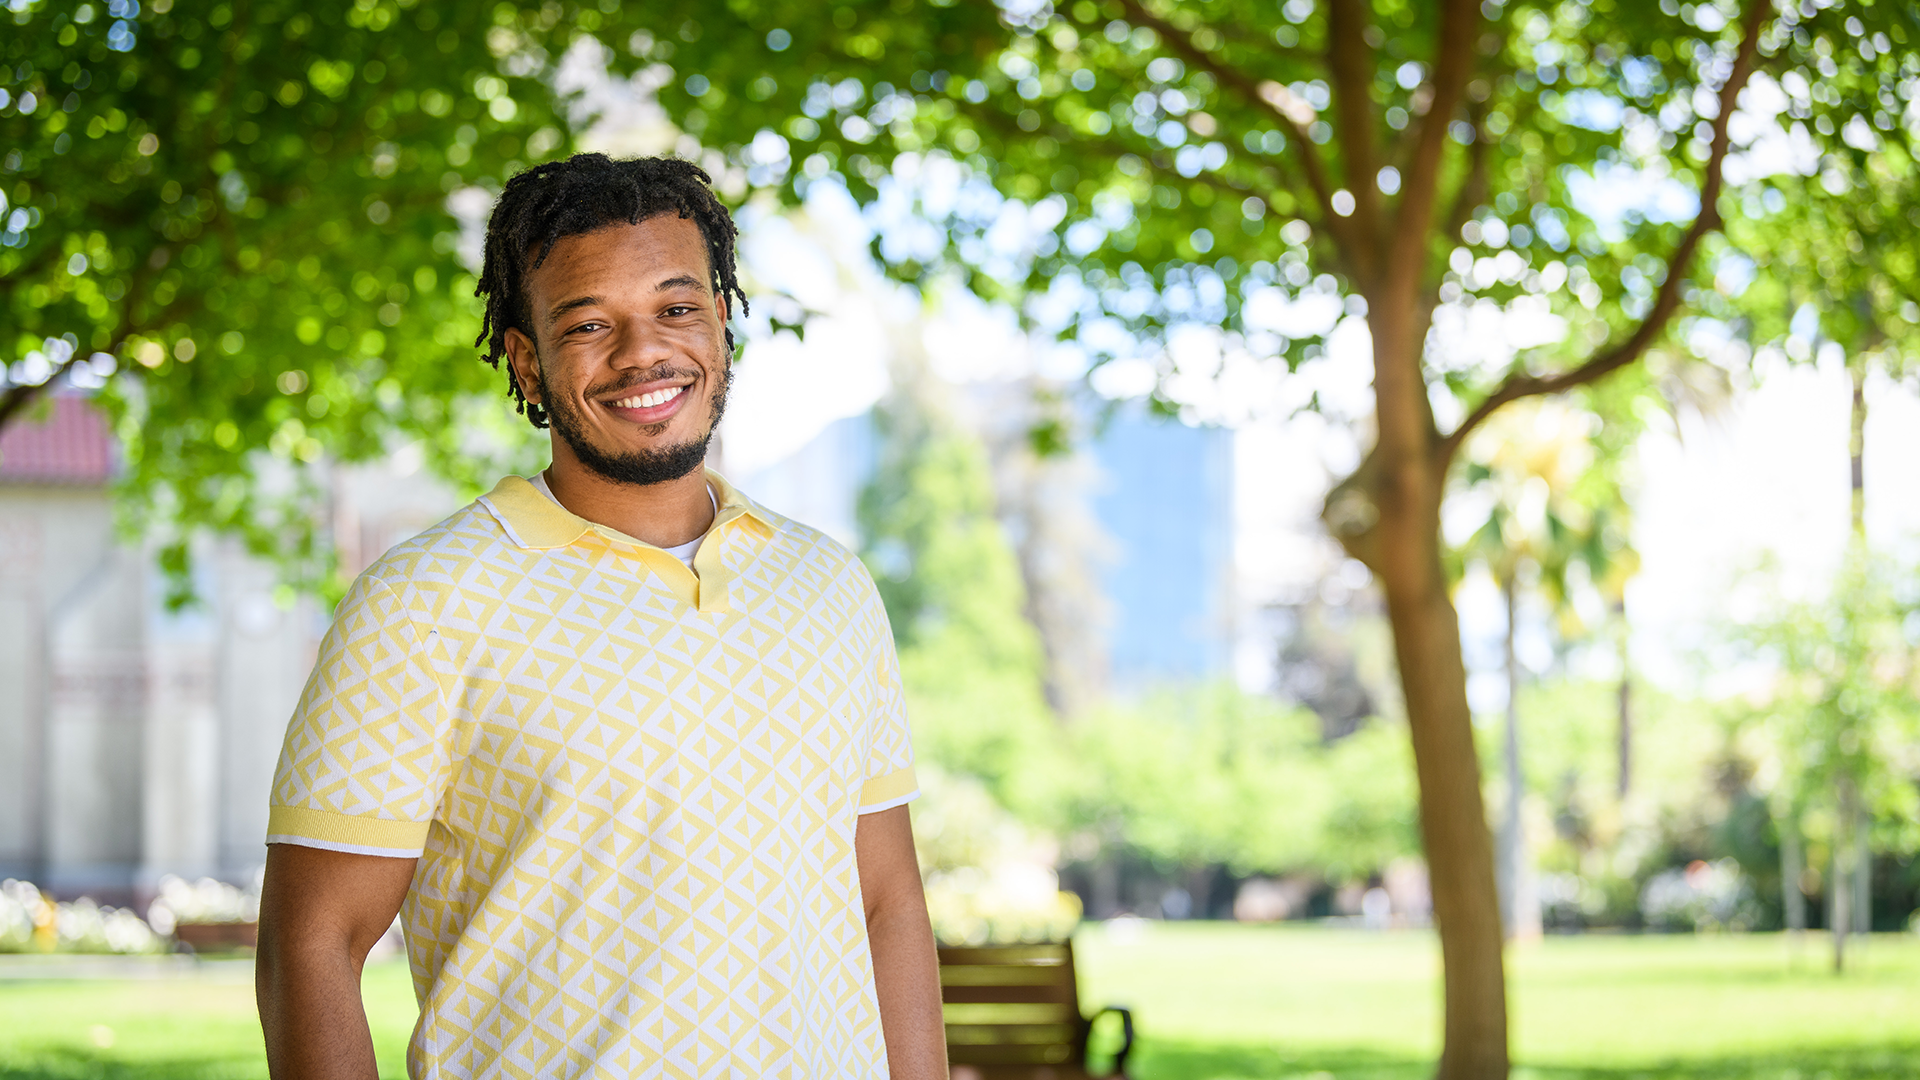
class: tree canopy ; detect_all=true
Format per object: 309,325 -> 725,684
2,0 -> 570,595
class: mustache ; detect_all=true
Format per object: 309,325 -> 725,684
583,365 -> 705,399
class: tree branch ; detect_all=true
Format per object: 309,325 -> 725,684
1327,0 -> 1382,273
1437,0 -> 1770,465
1115,0 -> 1355,263
960,101 -> 1350,277
1433,104 -> 1489,272
1385,0 -> 1480,294
0,255 -> 169,432
0,352 -> 90,430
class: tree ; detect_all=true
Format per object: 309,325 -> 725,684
1724,89 -> 1920,964
598,4 -> 1898,1071
1,0 -> 576,597
1452,397 -> 1610,940
856,321 -> 1061,818
11,0 -> 1915,1074
1740,549 -> 1920,969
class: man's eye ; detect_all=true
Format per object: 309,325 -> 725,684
568,322 -> 605,335
664,305 -> 696,317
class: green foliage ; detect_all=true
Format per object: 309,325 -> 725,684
1503,677 -> 1769,924
2,0 -> 568,596
9,0 -> 1913,603
1060,685 -> 1420,881
856,394 -> 1057,814
1721,12 -> 1920,363
1738,549 -> 1920,844
589,1 -> 1919,413
855,386 -> 1417,880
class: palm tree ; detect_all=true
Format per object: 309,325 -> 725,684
1451,398 -> 1634,938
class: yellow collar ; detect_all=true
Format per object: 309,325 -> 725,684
479,468 -> 778,612
481,468 -> 774,550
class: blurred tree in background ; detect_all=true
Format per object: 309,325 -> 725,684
857,347 -> 1062,820
1451,396 -> 1609,940
7,0 -> 1919,1074
1722,74 -> 1920,968
1738,551 -> 1920,969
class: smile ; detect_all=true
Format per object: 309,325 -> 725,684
607,386 -> 686,410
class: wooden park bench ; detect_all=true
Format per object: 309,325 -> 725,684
937,943 -> 1134,1079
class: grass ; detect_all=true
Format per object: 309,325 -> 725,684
2,928 -> 1917,1078
0,959 -> 416,1080
1074,924 -> 1920,1078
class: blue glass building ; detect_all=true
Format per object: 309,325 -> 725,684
1089,408 -> 1236,689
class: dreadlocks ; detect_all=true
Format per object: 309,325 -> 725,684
474,153 -> 749,429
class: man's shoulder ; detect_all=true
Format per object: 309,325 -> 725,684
350,498 -> 520,599
749,504 -> 871,579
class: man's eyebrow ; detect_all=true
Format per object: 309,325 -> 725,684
653,274 -> 709,294
544,296 -> 600,328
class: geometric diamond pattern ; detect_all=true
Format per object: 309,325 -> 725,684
267,472 -> 915,1079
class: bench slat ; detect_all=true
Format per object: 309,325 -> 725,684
937,941 -> 1125,1075
940,963 -> 1075,987
945,1022 -> 1081,1046
942,1002 -> 1079,1025
937,945 -> 1071,966
942,984 -> 1079,1005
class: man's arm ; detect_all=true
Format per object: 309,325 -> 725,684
256,843 -> 417,1080
855,804 -> 947,1079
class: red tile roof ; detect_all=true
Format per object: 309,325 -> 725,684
0,393 -> 116,485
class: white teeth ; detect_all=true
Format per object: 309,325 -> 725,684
610,386 -> 685,410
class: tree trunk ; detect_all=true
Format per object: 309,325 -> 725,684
1613,599 -> 1631,799
1849,357 -> 1866,541
1380,535 -> 1509,1078
1498,575 -> 1539,940
1845,357 -> 1869,947
1832,777 -> 1856,973
1327,289 -> 1509,1078
1780,813 -> 1806,934
1853,807 -> 1871,940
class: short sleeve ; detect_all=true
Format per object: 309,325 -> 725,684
857,599 -> 918,815
266,573 -> 450,857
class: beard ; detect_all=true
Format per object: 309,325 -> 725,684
540,359 -> 732,487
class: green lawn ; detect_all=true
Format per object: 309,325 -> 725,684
1076,924 -> 1920,1079
3,928 -> 1917,1079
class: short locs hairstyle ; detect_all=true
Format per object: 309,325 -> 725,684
474,153 -> 749,429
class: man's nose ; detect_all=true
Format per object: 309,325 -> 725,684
606,320 -> 676,370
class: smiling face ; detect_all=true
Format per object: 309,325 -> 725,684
503,215 -> 731,487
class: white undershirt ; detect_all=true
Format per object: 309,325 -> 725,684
530,471 -> 715,570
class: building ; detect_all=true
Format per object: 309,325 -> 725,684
0,393 -> 450,903
1088,406 -> 1237,690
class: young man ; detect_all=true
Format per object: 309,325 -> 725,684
256,154 -> 947,1079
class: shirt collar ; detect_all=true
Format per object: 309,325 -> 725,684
480,468 -> 778,553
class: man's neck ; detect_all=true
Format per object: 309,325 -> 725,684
542,444 -> 716,549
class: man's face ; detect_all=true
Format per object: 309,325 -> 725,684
503,215 -> 730,486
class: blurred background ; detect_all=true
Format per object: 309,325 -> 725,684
3,0 -> 1920,1077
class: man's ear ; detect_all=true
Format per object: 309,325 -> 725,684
503,327 -> 542,405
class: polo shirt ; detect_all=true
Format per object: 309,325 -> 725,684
266,469 -> 918,1079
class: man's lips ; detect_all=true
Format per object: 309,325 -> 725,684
599,382 -> 690,422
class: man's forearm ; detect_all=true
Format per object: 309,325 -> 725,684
255,844 -> 413,1080
257,928 -> 382,1080
868,895 -> 947,1079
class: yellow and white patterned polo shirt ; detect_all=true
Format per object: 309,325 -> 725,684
266,470 -> 917,1079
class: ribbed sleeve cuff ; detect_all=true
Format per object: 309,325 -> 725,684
857,765 -> 920,815
266,806 -> 430,858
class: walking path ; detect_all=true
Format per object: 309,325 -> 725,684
0,953 -> 253,982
